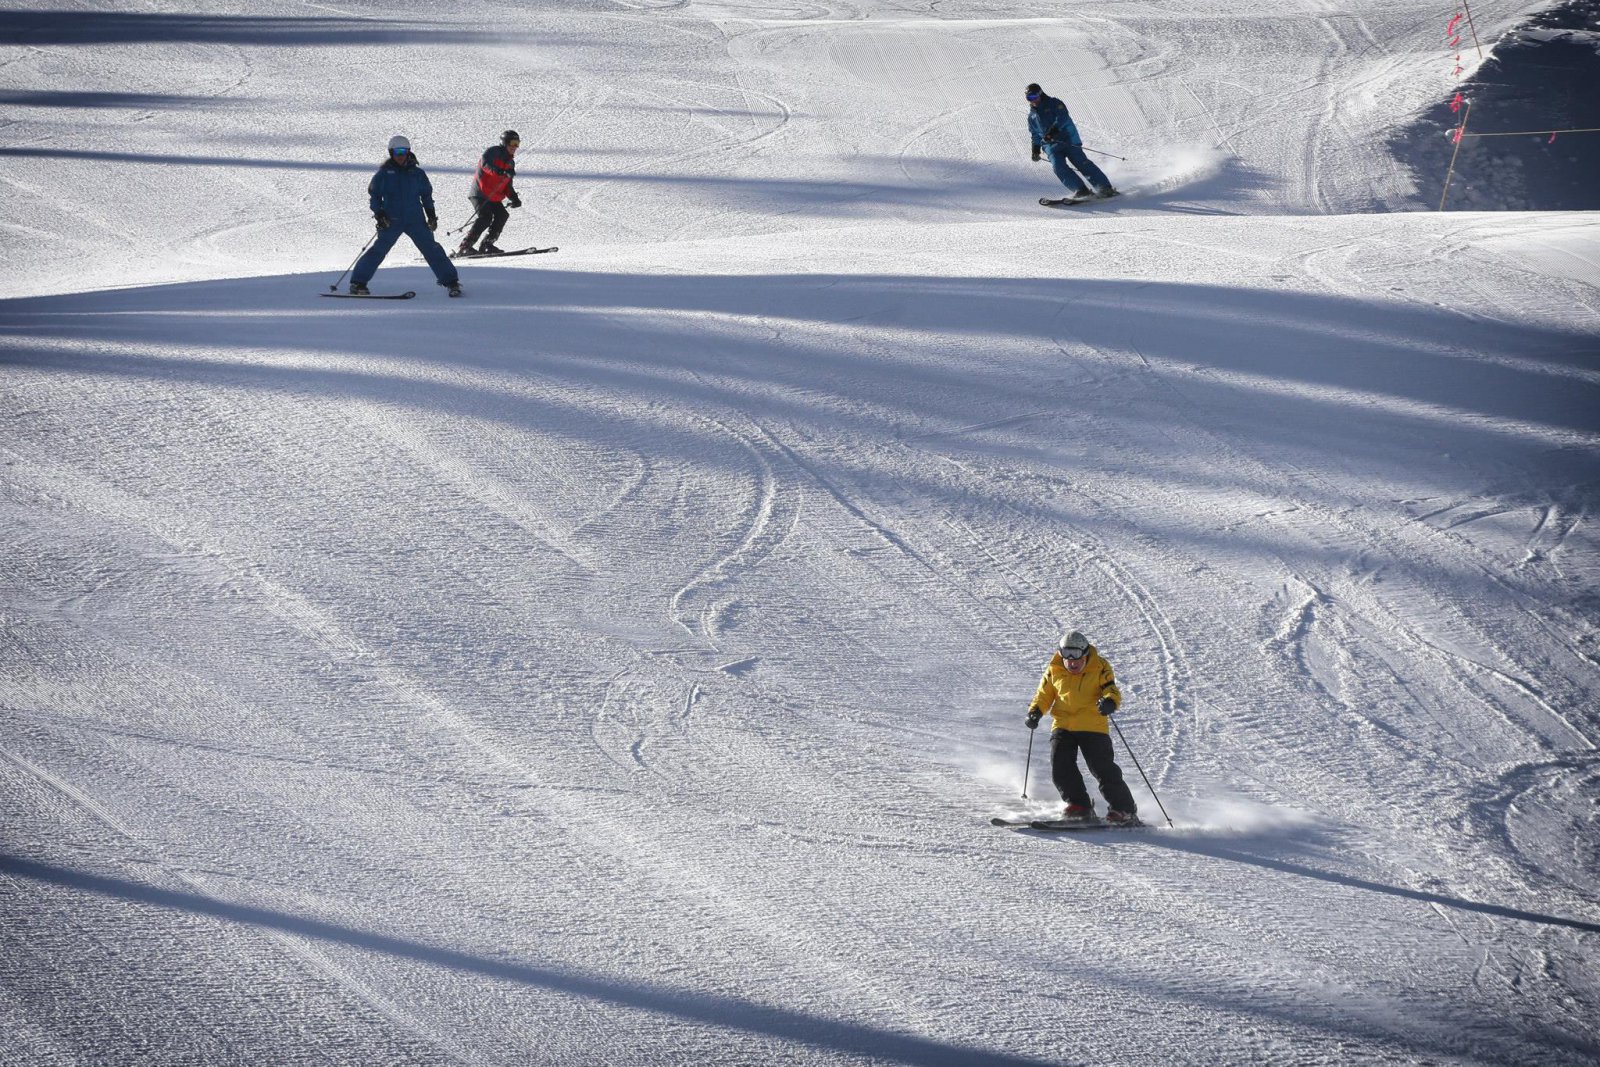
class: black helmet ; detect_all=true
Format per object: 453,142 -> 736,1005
501,129 -> 520,145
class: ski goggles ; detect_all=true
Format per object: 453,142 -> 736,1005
393,146 -> 409,155
1061,647 -> 1089,663
1025,89 -> 1042,102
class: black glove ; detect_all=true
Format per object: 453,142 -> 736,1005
1098,696 -> 1116,716
1026,707 -> 1043,730
1031,145 -> 1041,162
374,211 -> 390,230
507,193 -> 521,209
425,213 -> 438,232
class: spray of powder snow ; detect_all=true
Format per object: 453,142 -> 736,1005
1177,787 -> 1323,836
964,747 -> 1065,821
964,744 -> 1324,833
1118,143 -> 1230,199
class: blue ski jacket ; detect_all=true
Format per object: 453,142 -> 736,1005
367,155 -> 437,225
1028,94 -> 1082,149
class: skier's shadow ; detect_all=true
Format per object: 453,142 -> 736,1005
1083,828 -> 1600,934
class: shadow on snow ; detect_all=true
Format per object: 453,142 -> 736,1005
1126,831 -> 1600,935
0,853 -> 1059,1067
0,10 -> 508,46
0,146 -> 473,175
1,267 -> 1595,613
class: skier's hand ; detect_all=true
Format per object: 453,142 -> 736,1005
425,213 -> 438,232
1031,145 -> 1041,162
507,193 -> 522,209
374,211 -> 390,230
1098,697 -> 1116,716
1026,707 -> 1043,730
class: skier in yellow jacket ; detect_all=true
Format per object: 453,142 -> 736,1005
1027,630 -> 1140,824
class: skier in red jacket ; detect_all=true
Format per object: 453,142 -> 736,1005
456,130 -> 522,256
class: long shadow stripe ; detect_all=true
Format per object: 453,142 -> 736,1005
1,854 -> 1061,1067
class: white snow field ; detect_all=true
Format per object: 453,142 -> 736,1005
2,0 -> 1599,1063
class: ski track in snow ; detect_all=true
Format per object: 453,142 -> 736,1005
2,0 -> 1599,1064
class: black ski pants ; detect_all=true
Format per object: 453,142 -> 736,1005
464,194 -> 509,246
1051,728 -> 1136,813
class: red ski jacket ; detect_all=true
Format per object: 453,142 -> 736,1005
475,144 -> 516,202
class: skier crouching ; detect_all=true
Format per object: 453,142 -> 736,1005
456,129 -> 521,256
1026,630 -> 1140,824
350,135 -> 461,297
1026,83 -> 1117,202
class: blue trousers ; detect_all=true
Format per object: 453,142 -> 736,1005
352,218 -> 458,287
1046,142 -> 1112,197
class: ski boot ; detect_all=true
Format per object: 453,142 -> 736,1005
454,241 -> 476,257
1096,186 -> 1120,200
1062,803 -> 1096,822
446,281 -> 463,298
349,282 -> 369,295
479,241 -> 505,255
1105,810 -> 1142,826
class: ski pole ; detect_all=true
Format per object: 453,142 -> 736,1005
1081,146 -> 1128,161
1022,727 -> 1035,799
1110,716 -> 1173,827
1021,692 -> 1057,798
446,211 -> 477,236
329,231 -> 377,292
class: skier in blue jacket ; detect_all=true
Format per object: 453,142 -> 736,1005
1026,83 -> 1117,202
349,135 -> 461,296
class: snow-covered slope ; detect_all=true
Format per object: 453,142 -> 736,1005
3,2 -> 1598,1064
1,0 -> 1550,298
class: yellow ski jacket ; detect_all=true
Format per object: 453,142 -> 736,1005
1031,646 -> 1122,734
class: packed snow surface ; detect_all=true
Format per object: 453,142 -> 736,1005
2,1 -> 1598,1064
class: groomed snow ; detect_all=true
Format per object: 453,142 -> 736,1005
2,2 -> 1598,1064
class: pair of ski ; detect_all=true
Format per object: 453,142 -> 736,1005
1040,189 -> 1122,209
450,245 -> 558,260
321,246 -> 560,299
322,289 -> 418,300
991,815 -> 1149,832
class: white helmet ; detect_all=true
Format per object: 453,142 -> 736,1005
387,134 -> 411,155
1058,631 -> 1089,657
